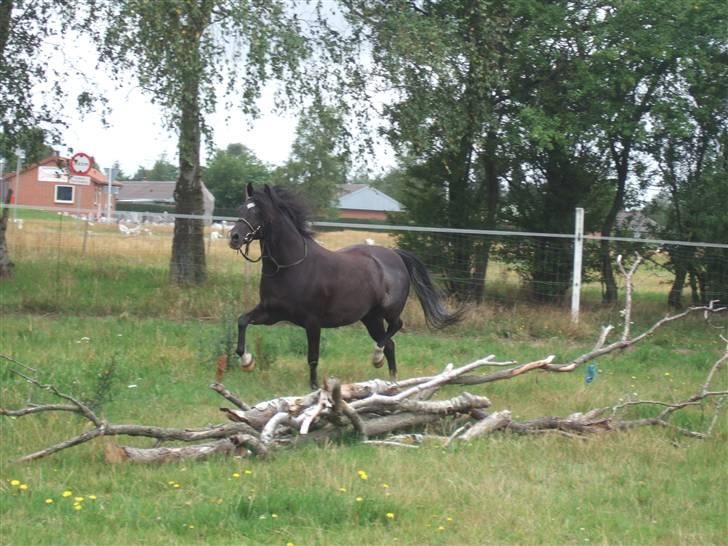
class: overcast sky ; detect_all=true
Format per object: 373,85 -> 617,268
43,28 -> 392,178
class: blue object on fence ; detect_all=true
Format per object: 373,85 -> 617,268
585,363 -> 597,385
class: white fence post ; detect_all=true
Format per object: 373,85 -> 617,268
571,207 -> 584,324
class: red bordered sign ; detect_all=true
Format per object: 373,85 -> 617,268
69,152 -> 93,176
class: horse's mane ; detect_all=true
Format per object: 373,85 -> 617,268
257,186 -> 314,239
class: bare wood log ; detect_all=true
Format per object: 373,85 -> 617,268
261,412 -> 296,445
210,383 -> 250,410
459,410 -> 512,440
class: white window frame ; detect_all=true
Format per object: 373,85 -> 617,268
54,185 -> 75,204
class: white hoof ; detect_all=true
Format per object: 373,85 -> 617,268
240,352 -> 256,372
372,344 -> 385,368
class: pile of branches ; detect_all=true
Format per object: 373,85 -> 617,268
2,255 -> 726,464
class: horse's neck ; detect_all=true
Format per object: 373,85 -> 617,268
263,222 -> 307,266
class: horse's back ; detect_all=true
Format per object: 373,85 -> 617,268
336,244 -> 410,311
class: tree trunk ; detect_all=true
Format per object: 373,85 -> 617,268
667,264 -> 686,309
0,189 -> 15,279
169,61 -> 206,285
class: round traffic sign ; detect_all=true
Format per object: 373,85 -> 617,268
69,152 -> 93,176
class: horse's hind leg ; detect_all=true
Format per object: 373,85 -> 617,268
362,315 -> 400,381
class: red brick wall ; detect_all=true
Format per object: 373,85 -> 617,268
5,159 -> 114,213
338,209 -> 388,221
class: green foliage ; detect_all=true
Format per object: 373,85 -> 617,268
203,144 -> 272,211
274,104 -> 350,216
131,156 -> 179,181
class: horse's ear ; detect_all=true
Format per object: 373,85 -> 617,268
245,183 -> 254,199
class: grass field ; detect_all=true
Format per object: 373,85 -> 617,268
1,217 -> 726,545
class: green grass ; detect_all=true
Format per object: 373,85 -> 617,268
1,245 -> 727,545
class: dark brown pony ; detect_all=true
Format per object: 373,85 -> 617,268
229,183 -> 461,390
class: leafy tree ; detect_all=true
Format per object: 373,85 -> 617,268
274,103 -> 349,216
647,20 -> 728,306
96,1 -> 313,285
132,156 -> 179,181
340,0 -> 520,302
203,143 -> 272,212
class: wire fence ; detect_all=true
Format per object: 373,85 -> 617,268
3,204 -> 727,318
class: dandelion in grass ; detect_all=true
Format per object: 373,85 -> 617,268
664,372 -> 671,377
167,481 -> 176,486
74,496 -> 84,502
232,472 -> 241,478
271,513 -> 278,519
74,504 -> 82,511
9,480 -> 20,486
355,496 -> 363,502
88,495 -> 97,501
386,512 -> 395,520
62,490 -> 73,498
437,525 -> 445,532
446,516 -> 453,522
173,483 -> 181,489
381,483 -> 389,489
338,487 -> 347,493
45,499 -> 54,505
244,469 -> 252,475
357,470 -> 368,481
19,484 -> 28,491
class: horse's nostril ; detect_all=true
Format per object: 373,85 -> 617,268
231,233 -> 240,241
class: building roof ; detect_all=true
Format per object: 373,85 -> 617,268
336,184 -> 403,212
118,180 -> 215,216
616,211 -> 659,238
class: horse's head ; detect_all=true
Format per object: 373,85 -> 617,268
229,183 -> 266,250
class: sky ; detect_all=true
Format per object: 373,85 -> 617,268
59,80 -> 300,177
43,29 -> 393,179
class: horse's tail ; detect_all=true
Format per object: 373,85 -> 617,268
394,248 -> 463,330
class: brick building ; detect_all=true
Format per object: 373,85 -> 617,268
0,155 -> 122,216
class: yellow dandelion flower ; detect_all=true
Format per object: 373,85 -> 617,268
271,513 -> 278,519
9,480 -> 20,486
173,483 -> 181,489
381,483 -> 389,489
386,512 -> 395,520
188,525 -> 195,529
62,490 -> 73,497
355,496 -> 363,502
244,469 -> 252,475
167,481 -> 176,485
357,470 -> 368,480
19,484 -> 28,490
74,505 -> 82,511
446,516 -> 453,522
286,543 -> 295,546
664,372 -> 671,377
45,498 -> 54,505
437,525 -> 445,531
232,472 -> 241,478
338,487 -> 347,492
74,496 -> 84,502
88,495 -> 97,501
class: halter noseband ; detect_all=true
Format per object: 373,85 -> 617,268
236,217 -> 264,263
234,215 -> 307,275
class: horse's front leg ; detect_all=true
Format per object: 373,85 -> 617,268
305,323 -> 321,391
236,305 -> 270,369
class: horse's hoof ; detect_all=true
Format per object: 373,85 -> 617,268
240,353 -> 256,372
372,344 -> 385,368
